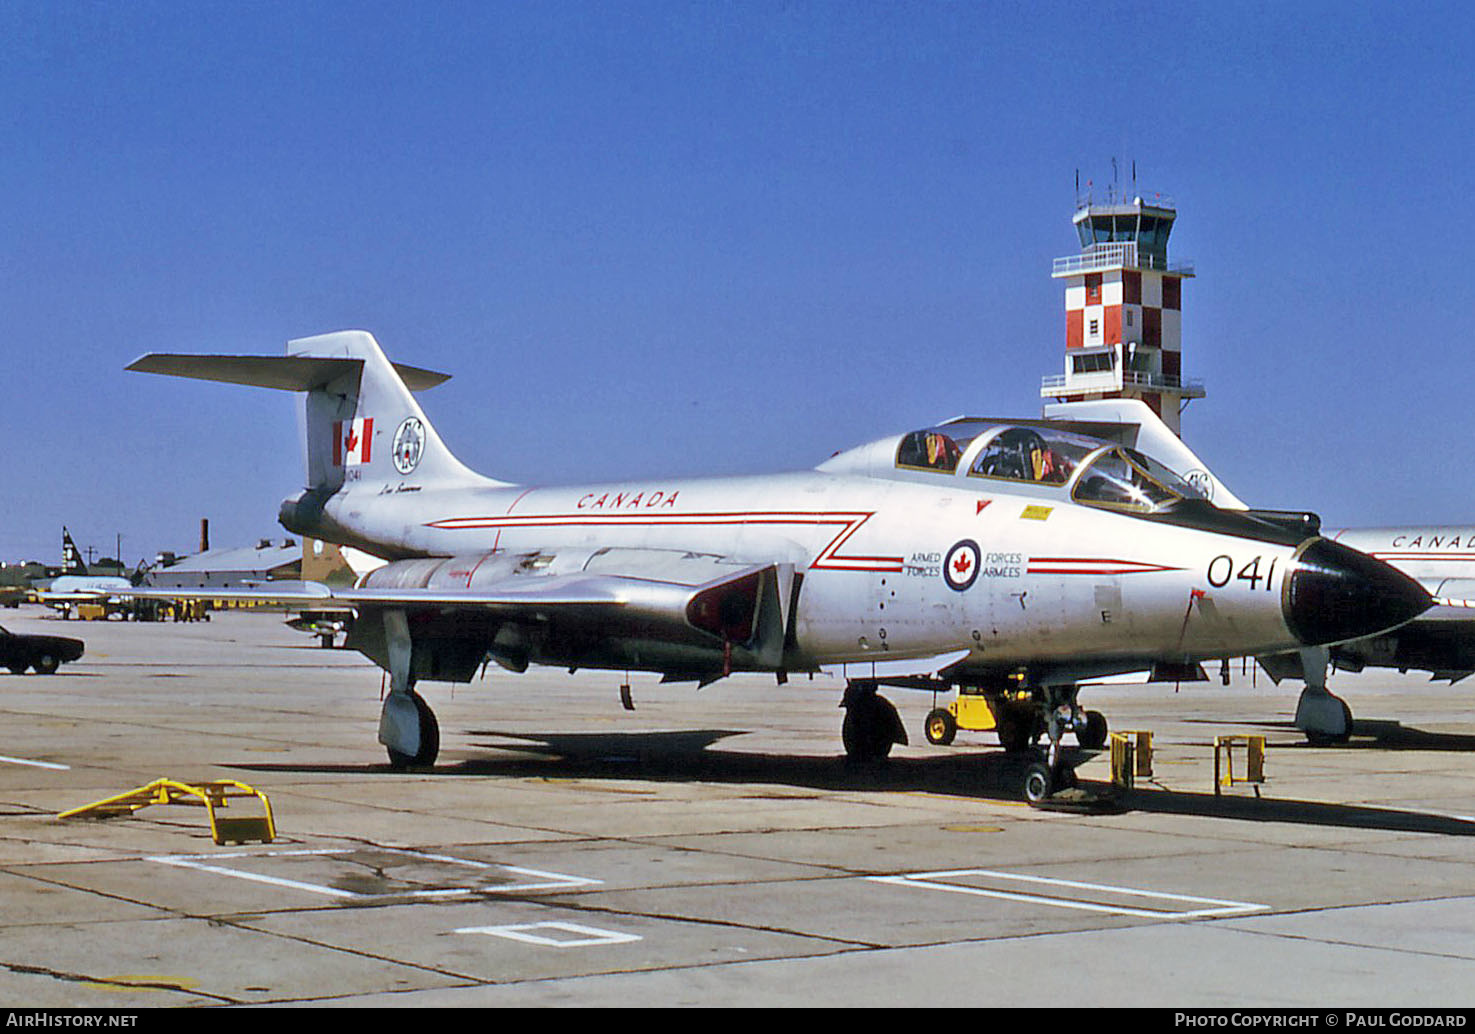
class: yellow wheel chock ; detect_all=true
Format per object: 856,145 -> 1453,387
1214,735 -> 1266,796
58,779 -> 276,845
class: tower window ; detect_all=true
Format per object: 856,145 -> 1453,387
1072,352 -> 1115,374
1088,319 -> 1099,336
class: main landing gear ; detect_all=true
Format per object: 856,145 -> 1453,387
840,680 -> 908,762
382,690 -> 440,769
377,610 -> 442,770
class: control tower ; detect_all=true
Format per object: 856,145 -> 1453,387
1041,187 -> 1203,435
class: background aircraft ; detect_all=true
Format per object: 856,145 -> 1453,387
31,528 -> 135,618
126,331 -> 1428,801
1317,528 -> 1475,682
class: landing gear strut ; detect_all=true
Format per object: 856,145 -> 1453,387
1017,683 -> 1100,805
840,680 -> 907,762
1294,646 -> 1353,745
377,609 -> 442,769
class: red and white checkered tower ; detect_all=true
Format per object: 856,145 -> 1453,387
1041,182 -> 1203,435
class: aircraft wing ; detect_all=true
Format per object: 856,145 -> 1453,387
126,581 -> 335,604
35,589 -> 115,602
132,552 -> 796,682
343,559 -> 793,680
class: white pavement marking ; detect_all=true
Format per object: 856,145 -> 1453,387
455,921 -> 642,947
867,868 -> 1268,920
0,754 -> 70,770
147,847 -> 601,901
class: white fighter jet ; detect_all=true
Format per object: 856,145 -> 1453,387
127,332 -> 1430,801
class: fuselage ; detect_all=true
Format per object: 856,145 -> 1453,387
295,466 -> 1327,682
37,575 -> 132,600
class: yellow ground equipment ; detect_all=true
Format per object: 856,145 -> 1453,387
58,779 -> 276,845
1214,735 -> 1266,796
924,688 -> 997,745
1109,730 -> 1154,789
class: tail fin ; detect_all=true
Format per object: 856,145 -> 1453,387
285,331 -> 505,492
61,527 -> 88,575
128,331 -> 508,494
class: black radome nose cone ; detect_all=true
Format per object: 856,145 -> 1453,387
1285,538 -> 1432,646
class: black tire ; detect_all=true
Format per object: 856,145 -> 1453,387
842,696 -> 900,762
924,708 -> 958,746
1077,710 -> 1108,750
387,692 -> 441,769
995,709 -> 1039,753
7,664 -> 26,675
1022,762 -> 1054,805
33,654 -> 59,675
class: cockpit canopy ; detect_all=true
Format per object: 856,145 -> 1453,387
823,420 -> 1207,515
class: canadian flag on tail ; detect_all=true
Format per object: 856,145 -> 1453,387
333,418 -> 373,466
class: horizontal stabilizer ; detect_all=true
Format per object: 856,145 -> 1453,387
126,354 -> 451,392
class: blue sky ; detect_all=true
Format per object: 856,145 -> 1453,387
2,1 -> 1471,566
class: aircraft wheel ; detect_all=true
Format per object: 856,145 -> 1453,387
7,664 -> 26,675
33,654 -> 59,675
387,692 -> 440,769
842,693 -> 903,762
995,709 -> 1039,753
1305,701 -> 1353,746
1022,761 -> 1054,805
1077,710 -> 1108,750
924,708 -> 957,746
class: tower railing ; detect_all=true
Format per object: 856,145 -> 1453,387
1052,241 -> 1195,277
1041,370 -> 1206,396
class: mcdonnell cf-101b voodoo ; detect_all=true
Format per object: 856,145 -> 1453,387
127,332 -> 1430,802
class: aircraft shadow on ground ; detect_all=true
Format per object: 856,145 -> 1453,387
229,726 -> 1475,837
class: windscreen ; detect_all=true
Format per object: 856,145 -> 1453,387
1072,447 -> 1203,513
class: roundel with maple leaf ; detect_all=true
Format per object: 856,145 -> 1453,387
943,539 -> 981,592
392,417 -> 426,475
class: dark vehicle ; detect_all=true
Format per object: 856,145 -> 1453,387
0,625 -> 84,674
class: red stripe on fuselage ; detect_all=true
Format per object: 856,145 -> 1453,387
1026,557 -> 1183,576
425,509 -> 905,572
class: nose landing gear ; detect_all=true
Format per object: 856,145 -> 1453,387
1022,684 -> 1111,804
